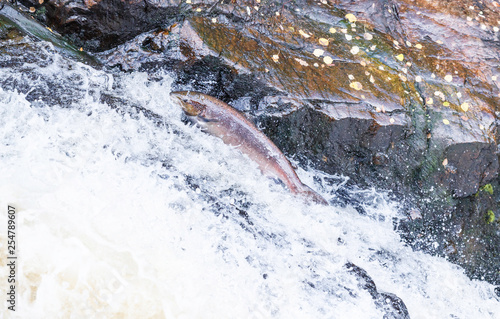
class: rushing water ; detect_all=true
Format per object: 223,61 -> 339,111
0,41 -> 499,318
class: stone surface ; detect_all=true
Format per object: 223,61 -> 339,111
16,0 -> 181,51
3,0 -> 499,284
345,262 -> 411,319
0,2 -> 97,64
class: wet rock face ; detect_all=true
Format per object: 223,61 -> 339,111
4,0 -> 500,284
17,0 -> 181,51
345,263 -> 410,319
258,105 -> 499,198
257,107 -> 418,192
439,143 -> 498,197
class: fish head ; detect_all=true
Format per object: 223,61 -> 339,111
170,91 -> 206,116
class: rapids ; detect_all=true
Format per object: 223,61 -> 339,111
0,41 -> 499,318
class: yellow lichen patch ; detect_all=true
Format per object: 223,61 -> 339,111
369,75 -> 375,83
345,13 -> 357,23
461,102 -> 470,112
323,56 -> 333,65
415,43 -> 423,49
426,97 -> 434,105
444,74 -> 453,82
313,49 -> 324,57
318,38 -> 329,46
396,54 -> 404,61
329,27 -> 337,34
443,119 -> 450,125
443,101 -> 450,107
350,81 -> 363,90
299,29 -> 311,38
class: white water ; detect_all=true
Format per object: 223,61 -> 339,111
0,42 -> 498,318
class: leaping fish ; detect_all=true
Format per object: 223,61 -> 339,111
170,91 -> 328,205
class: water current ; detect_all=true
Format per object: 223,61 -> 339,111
0,40 -> 499,318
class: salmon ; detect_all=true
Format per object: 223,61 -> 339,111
170,91 -> 328,205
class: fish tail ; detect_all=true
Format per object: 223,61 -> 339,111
299,184 -> 329,206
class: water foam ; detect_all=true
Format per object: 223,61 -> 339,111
0,44 -> 498,318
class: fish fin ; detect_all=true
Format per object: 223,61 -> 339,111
300,184 -> 329,205
197,116 -> 219,123
270,177 -> 286,187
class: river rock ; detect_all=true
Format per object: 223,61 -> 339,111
15,0 -> 181,51
6,0 -> 500,285
345,262 -> 410,319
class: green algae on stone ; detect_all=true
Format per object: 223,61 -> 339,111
485,210 -> 496,224
480,183 -> 494,195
